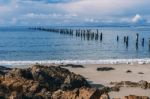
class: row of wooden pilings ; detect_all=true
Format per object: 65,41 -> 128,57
29,27 -> 150,50
29,27 -> 103,41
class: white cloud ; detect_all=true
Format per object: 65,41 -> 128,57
132,14 -> 142,23
131,14 -> 147,24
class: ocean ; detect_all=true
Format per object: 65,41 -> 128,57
0,26 -> 150,66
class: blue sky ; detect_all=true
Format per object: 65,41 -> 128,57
0,0 -> 150,26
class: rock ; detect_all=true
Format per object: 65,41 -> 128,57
7,65 -> 90,91
0,66 -> 11,75
138,72 -> 144,74
60,84 -> 72,91
52,87 -> 103,99
0,64 -> 91,98
126,70 -> 132,73
100,87 -> 110,93
147,83 -> 150,89
139,80 -> 148,89
64,74 -> 90,89
29,83 -> 40,93
125,81 -> 139,87
9,91 -> 23,99
110,81 -> 139,88
60,64 -> 84,68
79,87 -> 102,99
97,67 -> 115,71
100,93 -> 110,99
0,91 -> 5,99
110,80 -> 150,90
124,95 -> 149,99
7,68 -> 33,79
110,86 -> 120,92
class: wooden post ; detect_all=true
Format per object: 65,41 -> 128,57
136,33 -> 139,42
142,38 -> 144,47
126,36 -> 129,48
149,39 -> 150,51
136,33 -> 139,50
95,32 -> 99,40
136,42 -> 138,50
117,35 -> 119,42
100,32 -> 103,41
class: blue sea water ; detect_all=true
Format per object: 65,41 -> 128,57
0,26 -> 150,65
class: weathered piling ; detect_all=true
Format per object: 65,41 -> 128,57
87,32 -> 90,41
91,32 -> 94,40
95,32 -> 99,40
142,38 -> 144,47
136,33 -> 139,42
117,35 -> 119,42
136,42 -> 138,50
149,39 -> 150,51
136,33 -> 139,50
126,36 -> 129,48
100,33 -> 103,41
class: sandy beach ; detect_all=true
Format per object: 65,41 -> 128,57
1,63 -> 150,98
61,63 -> 150,98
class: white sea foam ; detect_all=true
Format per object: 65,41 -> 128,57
0,59 -> 150,66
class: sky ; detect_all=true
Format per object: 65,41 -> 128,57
0,0 -> 150,26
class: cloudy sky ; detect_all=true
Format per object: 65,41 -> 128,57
0,0 -> 150,26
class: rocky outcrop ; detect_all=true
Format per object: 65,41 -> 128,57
0,65 -> 104,99
52,87 -> 104,99
124,95 -> 149,99
6,65 -> 90,91
110,80 -> 150,89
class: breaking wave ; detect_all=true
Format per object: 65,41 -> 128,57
1,58 -> 150,66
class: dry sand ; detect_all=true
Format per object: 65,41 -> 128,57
63,63 -> 150,98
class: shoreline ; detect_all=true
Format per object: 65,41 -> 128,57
1,58 -> 150,67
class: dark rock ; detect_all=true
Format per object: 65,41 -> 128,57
97,67 -> 115,71
110,81 -> 139,87
0,66 -> 11,75
138,72 -> 144,74
52,87 -> 103,99
139,80 -> 148,89
0,64 -> 91,98
124,95 -> 149,99
8,68 -> 33,79
60,64 -> 84,68
126,70 -> 132,73
60,84 -> 72,91
110,80 -> 150,90
110,86 -> 120,92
